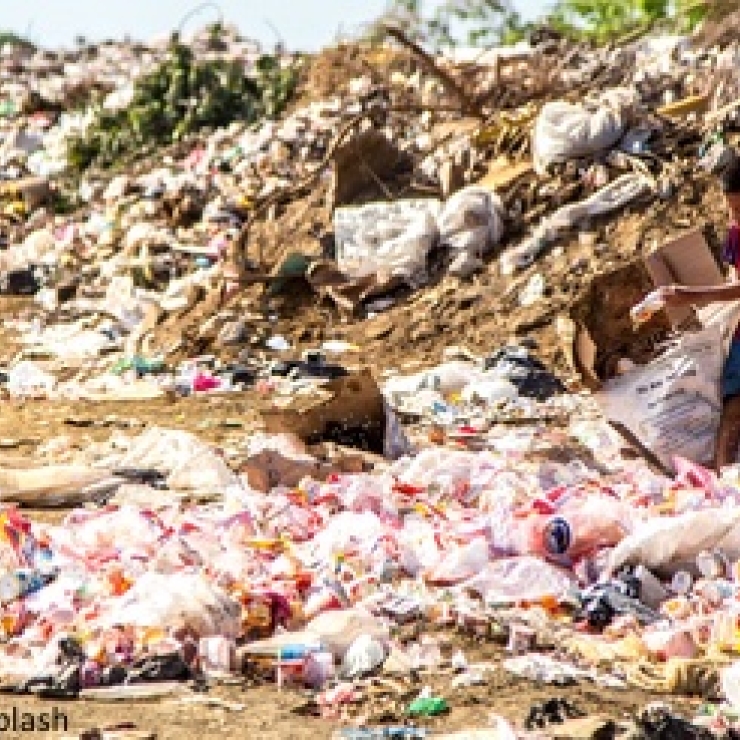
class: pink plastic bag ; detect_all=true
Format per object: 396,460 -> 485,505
192,373 -> 221,392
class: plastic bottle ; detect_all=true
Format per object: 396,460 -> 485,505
0,567 -> 58,605
671,571 -> 693,596
519,510 -> 624,561
630,291 -> 666,327
175,361 -> 197,395
697,550 -> 730,580
408,696 -> 449,717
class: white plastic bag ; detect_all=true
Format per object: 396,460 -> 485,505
97,571 -> 241,638
501,173 -> 651,274
461,378 -> 518,404
597,326 -> 724,469
458,555 -> 574,604
166,450 -> 237,492
112,428 -> 237,492
425,537 -> 490,585
607,508 -> 740,576
723,661 -> 740,709
7,361 -> 56,398
305,608 -> 389,659
437,186 -> 504,256
533,88 -> 635,174
334,199 -> 440,283
340,634 -> 386,678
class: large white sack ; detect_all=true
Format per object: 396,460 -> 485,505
533,88 -> 635,175
597,326 -> 724,470
334,199 -> 440,283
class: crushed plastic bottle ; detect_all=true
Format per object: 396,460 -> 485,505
630,291 -> 666,327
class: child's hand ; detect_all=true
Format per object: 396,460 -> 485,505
654,285 -> 692,307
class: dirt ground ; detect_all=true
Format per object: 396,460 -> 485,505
17,640 -> 674,740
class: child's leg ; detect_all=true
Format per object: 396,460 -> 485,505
716,394 -> 740,471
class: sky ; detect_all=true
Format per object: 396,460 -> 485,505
3,1 -> 552,51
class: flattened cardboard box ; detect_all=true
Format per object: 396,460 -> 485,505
567,228 -> 724,390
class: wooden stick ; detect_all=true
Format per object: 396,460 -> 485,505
384,25 -> 483,118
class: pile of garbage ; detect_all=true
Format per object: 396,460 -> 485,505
5,15 -> 740,739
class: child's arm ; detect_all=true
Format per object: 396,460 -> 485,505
658,282 -> 740,307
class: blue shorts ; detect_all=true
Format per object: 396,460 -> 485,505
723,339 -> 740,399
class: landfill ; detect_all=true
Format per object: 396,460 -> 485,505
5,11 -> 740,740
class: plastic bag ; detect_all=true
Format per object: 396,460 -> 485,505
460,378 -> 518,404
166,448 -> 236,492
533,88 -> 635,175
501,173 -> 651,274
112,428 -> 236,491
249,608 -> 389,661
516,493 -> 632,561
384,361 -> 485,397
437,186 -> 504,256
96,571 -> 241,638
722,661 -> 740,708
7,361 -> 56,398
607,508 -> 740,577
458,555 -> 574,604
334,199 -> 440,283
424,537 -> 489,585
340,634 -> 386,678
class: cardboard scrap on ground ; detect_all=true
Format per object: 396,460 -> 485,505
0,464 -> 123,507
261,369 -> 386,445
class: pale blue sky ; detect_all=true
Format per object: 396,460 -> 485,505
4,1 -> 551,50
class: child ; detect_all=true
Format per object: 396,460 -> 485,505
650,153 -> 740,470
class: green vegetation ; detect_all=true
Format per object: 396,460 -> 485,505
0,31 -> 36,53
66,37 -> 300,173
372,0 -> 532,49
549,0 -> 708,43
374,0 -> 711,47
